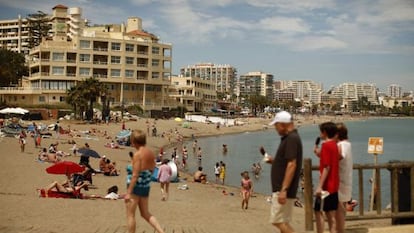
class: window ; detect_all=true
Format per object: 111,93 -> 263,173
52,66 -> 64,75
111,69 -> 121,77
52,52 -> 64,61
152,47 -> 159,54
125,70 -> 134,78
80,40 -> 90,49
79,54 -> 90,62
79,68 -> 90,76
126,57 -> 134,65
39,96 -> 45,102
126,44 -> 134,52
152,59 -> 159,67
152,72 -> 160,79
111,42 -> 121,51
111,56 -> 121,64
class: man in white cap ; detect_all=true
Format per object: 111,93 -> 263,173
260,111 -> 303,233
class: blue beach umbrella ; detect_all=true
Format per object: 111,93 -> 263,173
78,148 -> 101,158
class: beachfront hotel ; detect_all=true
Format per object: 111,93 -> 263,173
169,76 -> 217,112
0,5 -> 173,111
179,63 -> 237,96
0,15 -> 30,55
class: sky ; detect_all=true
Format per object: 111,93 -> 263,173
1,0 -> 414,92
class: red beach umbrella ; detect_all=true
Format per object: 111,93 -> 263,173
46,161 -> 85,175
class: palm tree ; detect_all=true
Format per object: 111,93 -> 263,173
66,78 -> 107,120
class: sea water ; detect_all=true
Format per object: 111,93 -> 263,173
179,118 -> 414,209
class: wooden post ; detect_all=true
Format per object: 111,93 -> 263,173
411,167 -> 414,212
391,168 -> 399,214
358,168 -> 364,216
375,168 -> 381,214
369,154 -> 378,211
303,158 -> 314,231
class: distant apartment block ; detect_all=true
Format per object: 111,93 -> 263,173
277,80 -> 322,104
331,82 -> 378,109
170,76 -> 217,112
180,63 -> 237,95
0,5 -> 173,110
237,71 -> 273,101
388,84 -> 402,98
0,15 -> 30,54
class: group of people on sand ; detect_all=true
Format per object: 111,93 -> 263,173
99,156 -> 119,176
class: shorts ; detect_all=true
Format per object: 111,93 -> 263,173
269,192 -> 294,224
314,192 -> 338,212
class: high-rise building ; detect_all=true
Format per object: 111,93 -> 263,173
279,80 -> 322,104
0,15 -> 30,54
388,84 -> 402,98
238,71 -> 273,100
180,63 -> 237,95
0,5 -> 173,110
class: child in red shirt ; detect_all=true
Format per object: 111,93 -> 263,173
314,122 -> 339,233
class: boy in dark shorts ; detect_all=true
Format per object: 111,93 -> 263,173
314,122 -> 339,233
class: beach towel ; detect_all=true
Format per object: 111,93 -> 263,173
38,189 -> 83,199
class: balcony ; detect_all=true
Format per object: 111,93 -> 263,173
93,47 -> 108,52
67,59 -> 76,63
93,74 -> 108,78
93,61 -> 108,65
66,73 -> 76,77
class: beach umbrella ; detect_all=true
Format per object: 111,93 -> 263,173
46,161 -> 85,175
174,117 -> 182,122
0,107 -> 28,115
15,107 -> 29,114
116,130 -> 131,139
78,148 -> 101,158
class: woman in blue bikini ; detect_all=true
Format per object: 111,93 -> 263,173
125,130 -> 164,233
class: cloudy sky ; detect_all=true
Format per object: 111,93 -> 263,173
1,0 -> 413,92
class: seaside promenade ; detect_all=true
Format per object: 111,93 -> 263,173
0,116 -> 412,233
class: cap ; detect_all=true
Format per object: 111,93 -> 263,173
102,155 -> 106,158
268,111 -> 293,125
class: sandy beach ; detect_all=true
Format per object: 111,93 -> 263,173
0,115 -> 407,233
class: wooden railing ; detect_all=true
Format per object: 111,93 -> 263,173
303,158 -> 414,231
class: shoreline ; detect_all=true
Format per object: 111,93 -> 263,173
0,115 -> 406,232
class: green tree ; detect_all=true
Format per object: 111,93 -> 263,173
249,95 -> 269,116
27,11 -> 51,49
66,77 -> 107,120
0,49 -> 28,86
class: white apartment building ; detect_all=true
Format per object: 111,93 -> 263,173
180,63 -> 237,95
170,76 -> 217,112
0,15 -> 30,54
281,80 -> 322,104
0,5 -> 173,111
331,82 -> 378,109
238,71 -> 273,101
388,84 -> 402,98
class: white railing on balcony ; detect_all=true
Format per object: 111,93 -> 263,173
93,47 -> 108,51
93,61 -> 108,65
93,74 -> 108,78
